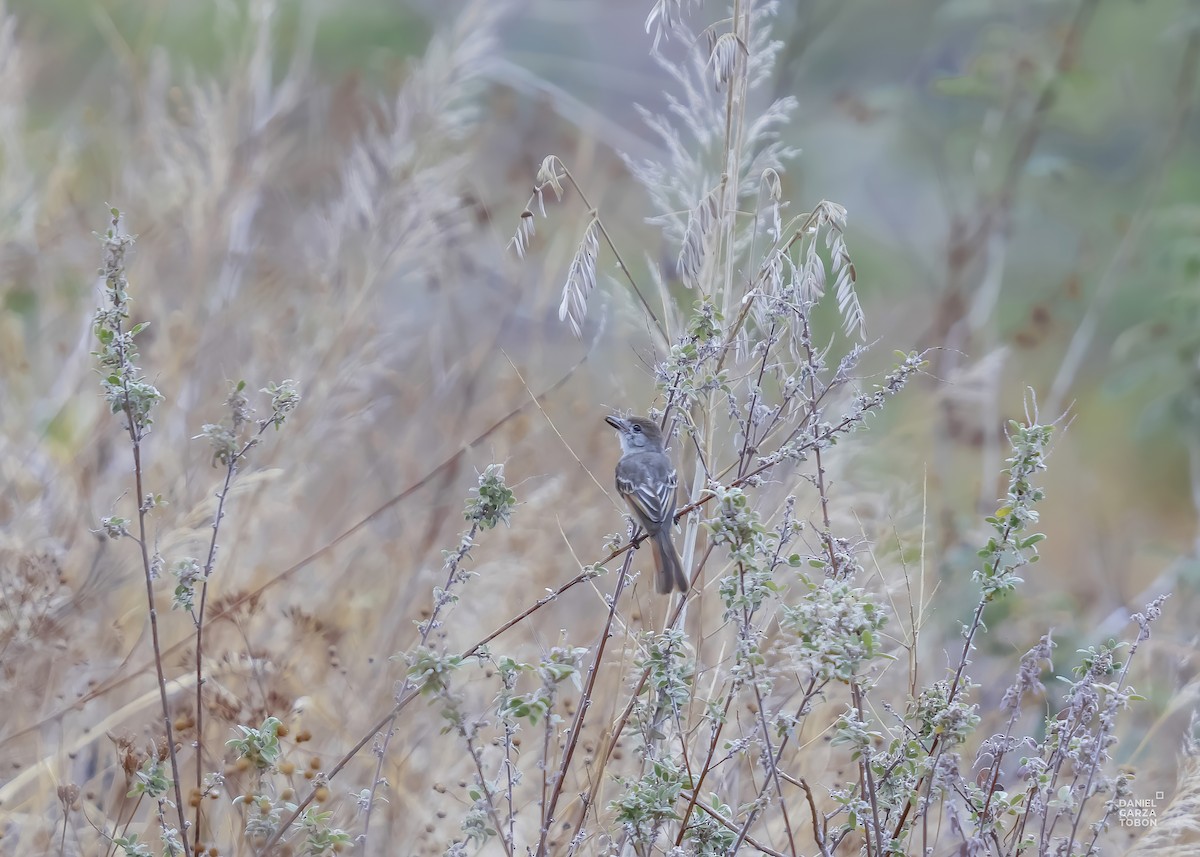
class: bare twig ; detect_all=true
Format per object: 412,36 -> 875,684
536,552 -> 634,857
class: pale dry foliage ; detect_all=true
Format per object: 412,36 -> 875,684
0,0 -> 591,853
1121,715 -> 1200,856
0,1 -> 1190,857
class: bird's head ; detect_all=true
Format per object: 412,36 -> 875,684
605,414 -> 664,453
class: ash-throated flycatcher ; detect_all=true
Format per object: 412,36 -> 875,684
605,415 -> 688,593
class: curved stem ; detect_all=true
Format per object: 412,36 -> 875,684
535,552 -> 633,857
126,424 -> 191,855
556,164 -> 670,347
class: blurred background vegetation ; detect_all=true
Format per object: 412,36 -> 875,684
1,0 -> 1197,852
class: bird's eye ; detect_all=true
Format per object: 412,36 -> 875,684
632,424 -> 642,433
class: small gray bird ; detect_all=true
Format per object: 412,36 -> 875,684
605,414 -> 688,594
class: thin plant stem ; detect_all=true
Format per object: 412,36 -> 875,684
360,521 -> 480,847
555,164 -> 669,346
192,426 -> 270,850
123,391 -> 192,856
535,552 -> 634,857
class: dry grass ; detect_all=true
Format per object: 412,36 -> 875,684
0,1 -> 1194,856
0,1 -> 591,851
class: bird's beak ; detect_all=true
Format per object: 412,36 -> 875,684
605,414 -> 628,432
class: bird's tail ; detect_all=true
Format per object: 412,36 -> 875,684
651,529 -> 688,594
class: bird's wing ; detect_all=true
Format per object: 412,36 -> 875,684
616,455 -> 677,527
